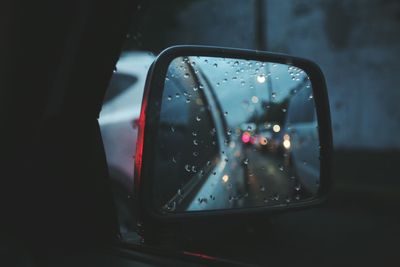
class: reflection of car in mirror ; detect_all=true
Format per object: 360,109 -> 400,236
284,85 -> 319,194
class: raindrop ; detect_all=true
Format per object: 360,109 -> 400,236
191,165 -> 197,173
166,201 -> 176,211
193,139 -> 199,146
167,95 -> 172,101
185,164 -> 191,172
259,185 -> 266,192
199,84 -> 204,89
196,116 -> 201,121
184,73 -> 190,78
295,184 -> 301,191
227,129 -> 232,135
263,197 -> 269,203
308,94 -> 313,100
243,158 -> 249,165
193,86 -> 198,91
186,98 -> 191,103
172,157 -> 177,163
247,125 -> 252,131
233,61 -> 239,66
223,78 -> 228,83
282,108 -> 287,113
278,165 -> 284,171
224,111 -> 228,116
171,126 -> 175,132
175,93 -> 180,98
285,197 -> 291,203
272,194 -> 280,201
213,171 -> 217,175
193,151 -> 199,157
232,76 -> 238,80
206,161 -> 211,166
192,131 -> 197,136
241,81 -> 245,86
198,197 -> 208,204
295,195 -> 301,201
271,92 -> 276,99
213,63 -> 218,68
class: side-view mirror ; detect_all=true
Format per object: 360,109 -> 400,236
134,45 -> 332,241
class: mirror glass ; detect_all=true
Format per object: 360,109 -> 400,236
151,56 -> 320,213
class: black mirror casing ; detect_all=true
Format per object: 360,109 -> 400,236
134,45 -> 332,243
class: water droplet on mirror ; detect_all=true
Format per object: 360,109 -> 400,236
193,139 -> 199,146
227,129 -> 232,136
282,108 -> 287,113
233,61 -> 239,66
224,111 -> 228,116
166,201 -> 176,211
193,86 -> 198,91
243,158 -> 249,165
295,184 -> 301,191
191,165 -> 197,173
199,84 -> 204,89
172,157 -> 177,163
295,195 -> 301,201
223,78 -> 228,83
184,73 -> 190,78
259,185 -> 266,192
193,151 -> 198,157
213,63 -> 218,68
241,81 -> 245,86
278,165 -> 284,171
271,92 -> 276,99
167,95 -> 172,101
206,161 -> 211,166
272,194 -> 280,201
185,164 -> 191,172
263,198 -> 269,203
196,116 -> 201,121
186,98 -> 191,103
171,126 -> 175,132
198,197 -> 207,204
175,93 -> 180,98
308,94 -> 313,100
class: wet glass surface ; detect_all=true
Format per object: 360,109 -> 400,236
152,56 -> 320,213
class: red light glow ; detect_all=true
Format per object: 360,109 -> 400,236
242,132 -> 251,143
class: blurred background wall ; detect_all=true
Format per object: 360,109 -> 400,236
125,0 -> 400,150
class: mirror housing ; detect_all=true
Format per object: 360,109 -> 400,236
134,46 -> 332,241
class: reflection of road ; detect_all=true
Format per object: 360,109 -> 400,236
240,146 -> 297,207
182,136 -> 311,211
